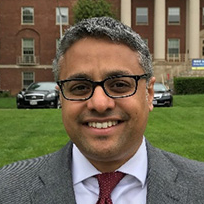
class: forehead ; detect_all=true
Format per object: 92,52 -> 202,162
59,37 -> 143,80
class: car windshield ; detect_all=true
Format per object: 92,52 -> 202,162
27,82 -> 56,91
154,83 -> 167,92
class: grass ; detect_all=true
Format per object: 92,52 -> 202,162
145,107 -> 204,162
0,109 -> 68,167
0,94 -> 204,167
145,94 -> 204,162
0,97 -> 16,109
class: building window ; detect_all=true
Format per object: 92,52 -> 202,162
168,39 -> 180,57
202,8 -> 204,25
22,7 -> 34,24
56,7 -> 69,25
23,72 -> 34,88
136,8 -> 148,25
22,39 -> 35,63
168,7 -> 180,25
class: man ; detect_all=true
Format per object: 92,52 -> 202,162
0,17 -> 204,204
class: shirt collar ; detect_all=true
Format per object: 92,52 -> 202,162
72,146 -> 100,185
72,137 -> 148,187
117,137 -> 148,187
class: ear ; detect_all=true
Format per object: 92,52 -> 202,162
56,85 -> 63,105
55,85 -> 60,91
147,77 -> 156,112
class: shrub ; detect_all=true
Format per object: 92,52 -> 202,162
174,77 -> 204,94
0,90 -> 11,98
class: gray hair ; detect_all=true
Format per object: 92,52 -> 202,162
53,17 -> 153,81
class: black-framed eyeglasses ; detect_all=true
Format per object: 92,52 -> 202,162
57,74 -> 149,101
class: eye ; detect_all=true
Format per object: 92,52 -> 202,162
106,77 -> 135,93
63,81 -> 92,96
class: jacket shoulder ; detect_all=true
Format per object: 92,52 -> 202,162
162,150 -> 204,174
146,141 -> 204,203
0,142 -> 73,203
0,154 -> 51,202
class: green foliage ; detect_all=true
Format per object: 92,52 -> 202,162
0,91 -> 11,98
73,0 -> 116,24
174,77 -> 204,94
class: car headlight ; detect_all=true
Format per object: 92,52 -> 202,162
47,93 -> 56,98
163,93 -> 170,97
17,94 -> 23,99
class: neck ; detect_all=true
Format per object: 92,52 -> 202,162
89,160 -> 124,173
86,149 -> 138,173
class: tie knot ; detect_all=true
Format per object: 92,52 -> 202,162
96,172 -> 125,200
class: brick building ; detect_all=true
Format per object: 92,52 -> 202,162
0,0 -> 204,95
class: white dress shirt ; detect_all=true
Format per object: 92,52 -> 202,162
72,137 -> 148,204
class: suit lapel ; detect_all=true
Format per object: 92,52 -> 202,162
146,141 -> 188,204
30,142 -> 77,204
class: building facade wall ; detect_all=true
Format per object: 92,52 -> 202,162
0,0 -> 76,65
1,0 -> 204,95
166,0 -> 186,55
0,0 -> 120,95
0,67 -> 54,95
131,0 -> 154,54
131,0 -> 188,57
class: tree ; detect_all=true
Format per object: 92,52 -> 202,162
73,0 -> 116,24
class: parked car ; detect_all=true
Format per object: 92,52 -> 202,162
153,83 -> 173,107
16,82 -> 60,109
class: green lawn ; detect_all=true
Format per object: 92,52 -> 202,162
0,97 -> 16,109
0,95 -> 204,167
0,109 -> 68,167
145,94 -> 204,162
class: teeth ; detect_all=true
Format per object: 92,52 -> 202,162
88,121 -> 118,129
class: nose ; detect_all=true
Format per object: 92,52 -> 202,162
86,86 -> 115,113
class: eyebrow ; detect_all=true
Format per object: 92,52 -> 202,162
66,73 -> 91,80
104,70 -> 133,78
66,69 -> 134,80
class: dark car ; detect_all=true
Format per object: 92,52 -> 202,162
153,83 -> 173,107
16,82 -> 60,109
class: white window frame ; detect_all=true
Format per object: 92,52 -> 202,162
22,72 -> 35,88
21,7 -> 34,25
136,7 -> 148,25
168,7 -> 180,25
56,7 -> 69,25
168,38 -> 180,58
22,38 -> 35,57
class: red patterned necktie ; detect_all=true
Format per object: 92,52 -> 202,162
95,172 -> 125,204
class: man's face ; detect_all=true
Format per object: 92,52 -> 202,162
58,37 -> 155,170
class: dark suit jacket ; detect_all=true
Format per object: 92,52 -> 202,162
0,140 -> 204,204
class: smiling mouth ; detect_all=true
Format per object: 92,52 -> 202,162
87,121 -> 120,129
